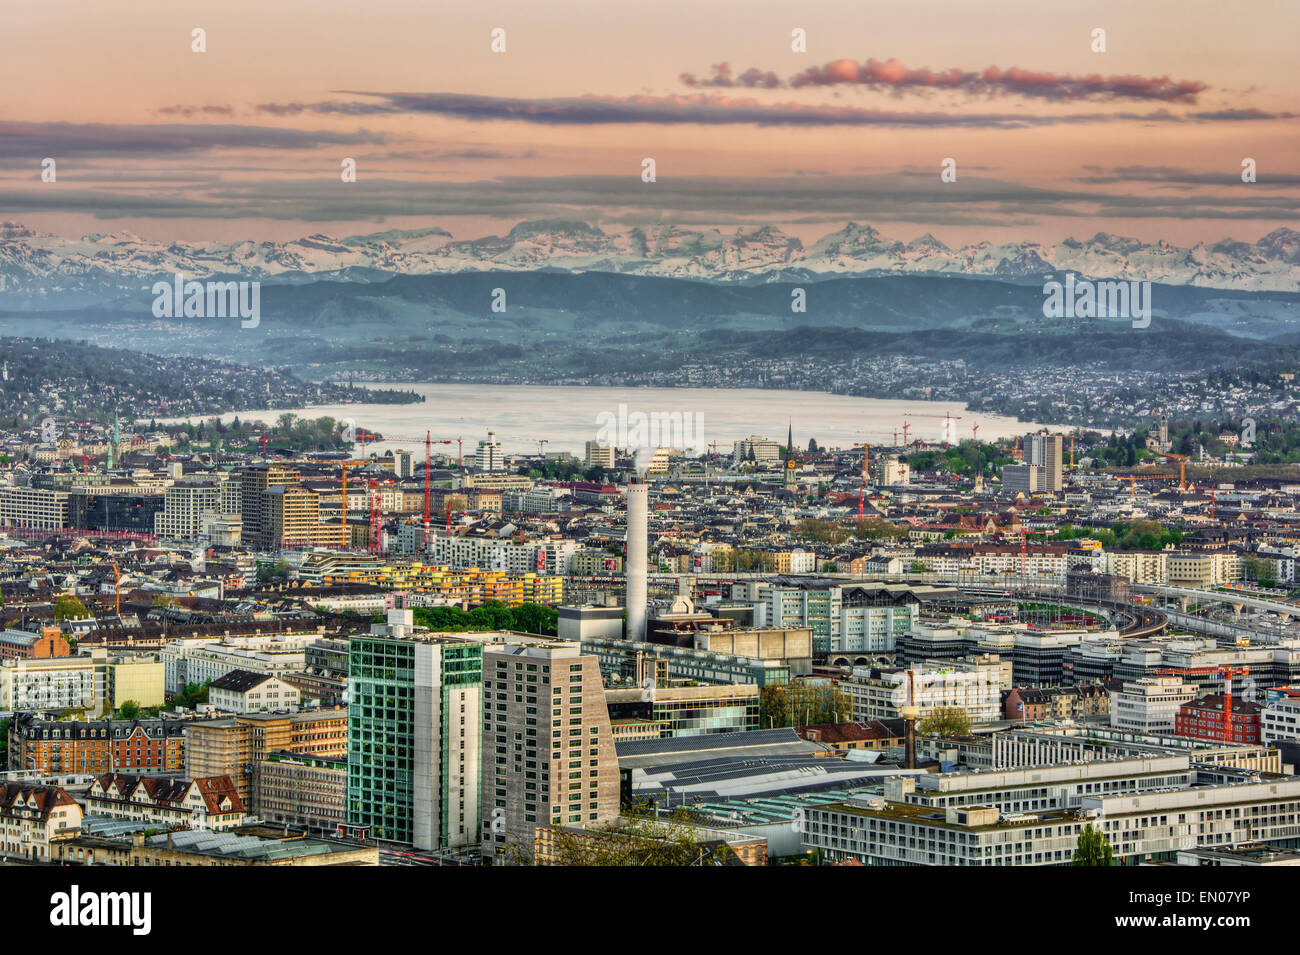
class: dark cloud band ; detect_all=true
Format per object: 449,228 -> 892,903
682,59 -> 1210,103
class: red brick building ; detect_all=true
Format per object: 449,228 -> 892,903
0,626 -> 71,660
1175,694 -> 1263,744
7,713 -> 187,775
795,721 -> 905,752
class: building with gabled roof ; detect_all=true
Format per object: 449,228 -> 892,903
0,781 -> 82,862
86,772 -> 246,830
208,668 -> 301,714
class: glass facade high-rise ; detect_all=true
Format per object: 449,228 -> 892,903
347,626 -> 482,850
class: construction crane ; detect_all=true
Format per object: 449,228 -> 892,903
386,434 -> 454,467
1153,665 -> 1250,742
368,479 -> 382,554
855,430 -> 895,458
852,435 -> 886,483
1161,452 -> 1191,492
851,442 -> 869,482
333,460 -> 376,547
904,411 -> 963,447
349,429 -> 375,454
258,434 -> 292,456
354,432 -> 453,448
347,430 -> 454,466
1123,473 -> 1177,500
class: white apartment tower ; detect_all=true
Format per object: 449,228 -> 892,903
476,431 -> 505,472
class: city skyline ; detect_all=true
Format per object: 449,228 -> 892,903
2,0 -> 1300,904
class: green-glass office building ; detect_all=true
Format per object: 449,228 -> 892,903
347,633 -> 483,850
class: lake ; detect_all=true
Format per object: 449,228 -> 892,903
166,384 -> 1053,457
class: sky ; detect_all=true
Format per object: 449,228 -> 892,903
1,0 -> 1297,247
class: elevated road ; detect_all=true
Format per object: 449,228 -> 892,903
1134,584 -> 1300,620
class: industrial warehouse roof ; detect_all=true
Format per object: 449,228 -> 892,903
616,728 -> 827,769
78,816 -> 361,861
685,790 -> 867,826
0,628 -> 40,647
629,752 -> 928,804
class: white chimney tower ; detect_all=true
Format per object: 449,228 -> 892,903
624,478 -> 648,642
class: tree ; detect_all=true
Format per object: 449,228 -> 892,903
760,682 -> 851,728
1072,823 -> 1115,866
169,680 -> 211,710
527,803 -> 733,866
117,700 -> 140,720
53,594 -> 91,620
510,602 -> 558,636
760,684 -> 792,728
255,560 -> 291,584
410,602 -> 558,636
917,706 -> 971,736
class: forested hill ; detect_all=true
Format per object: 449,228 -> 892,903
0,338 -> 420,424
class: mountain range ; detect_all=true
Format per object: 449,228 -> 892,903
2,219 -> 1298,305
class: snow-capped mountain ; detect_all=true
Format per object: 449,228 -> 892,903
1,218 -> 1297,298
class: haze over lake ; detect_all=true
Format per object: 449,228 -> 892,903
171,384 -> 1054,457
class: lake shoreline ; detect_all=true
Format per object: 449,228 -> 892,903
159,383 -> 1060,457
